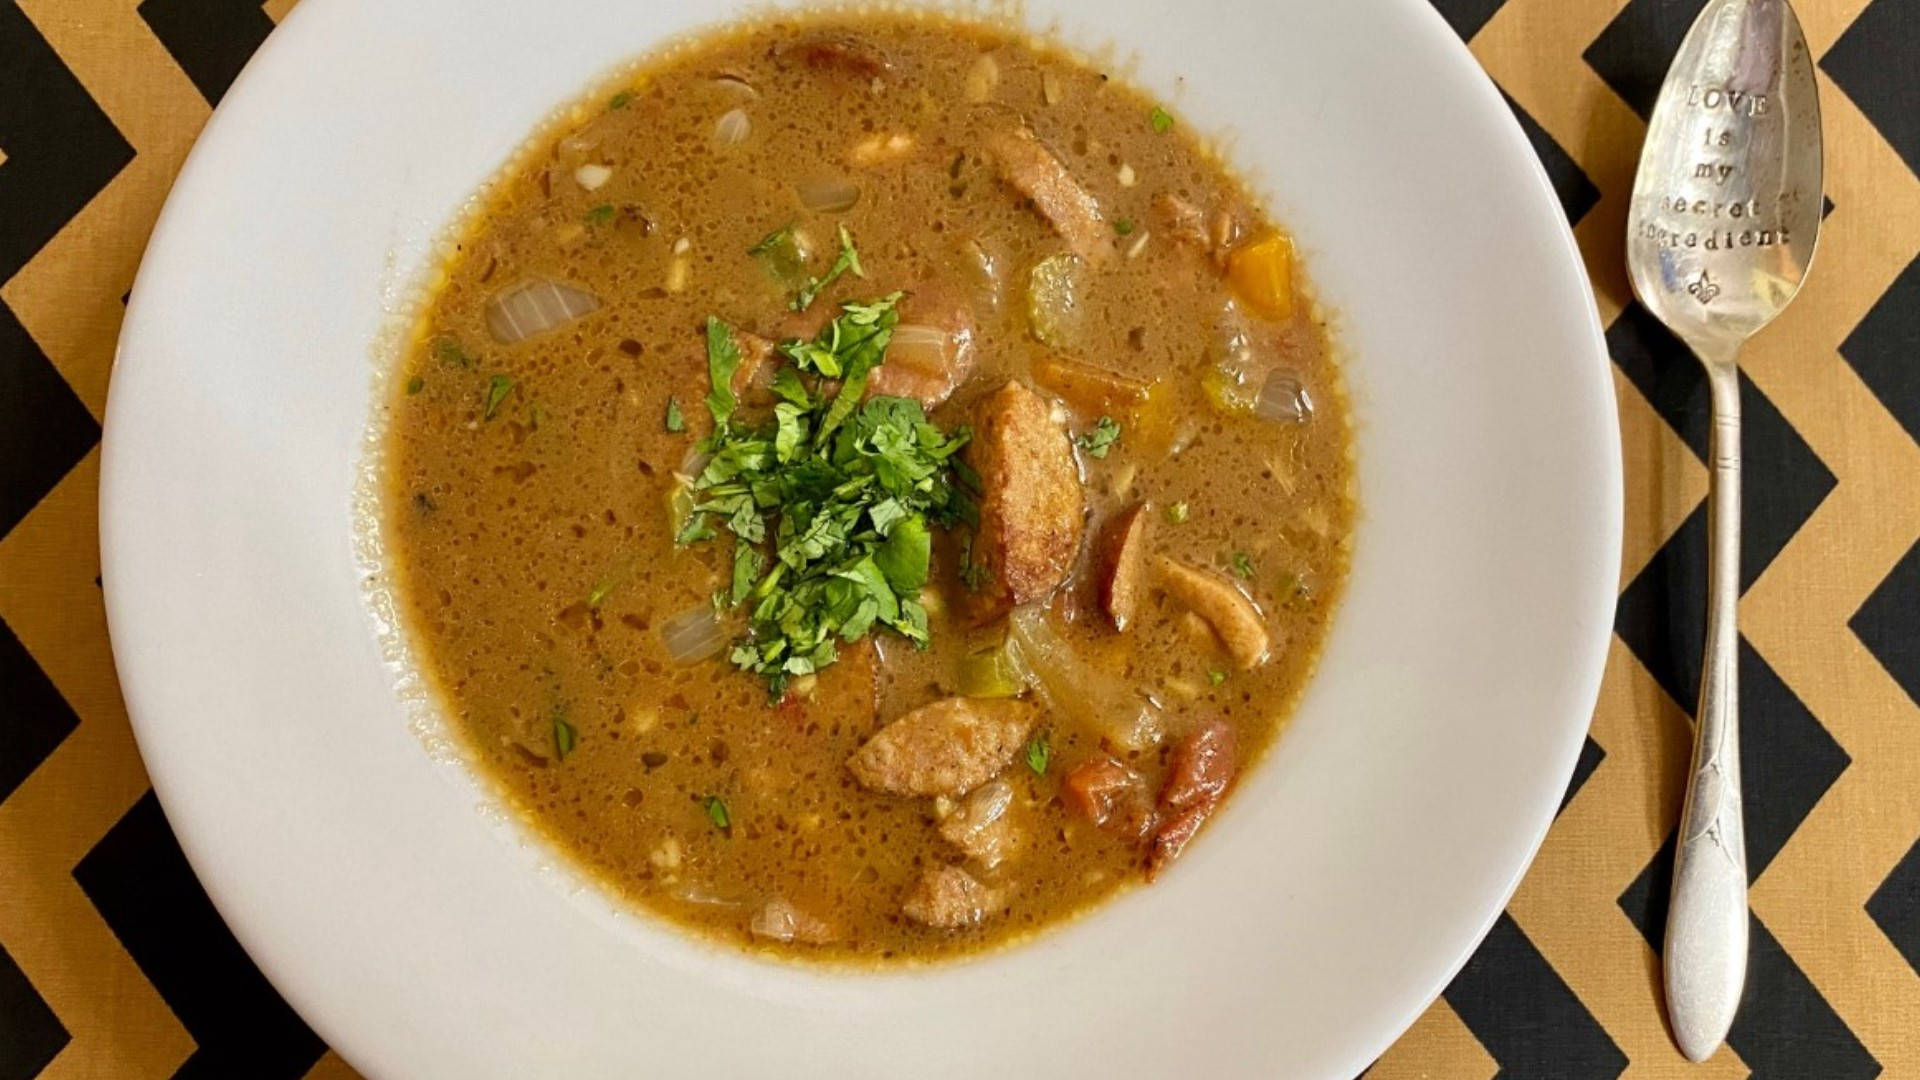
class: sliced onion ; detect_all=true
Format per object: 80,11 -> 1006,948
750,898 -> 802,942
885,324 -> 956,373
671,883 -> 745,909
793,174 -> 862,214
713,107 -> 751,147
484,278 -> 600,344
678,446 -> 711,478
1007,605 -> 1162,749
954,236 -> 1007,315
1254,369 -> 1314,424
661,607 -> 729,664
710,73 -> 758,100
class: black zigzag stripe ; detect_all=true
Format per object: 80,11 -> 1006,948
1867,834 -> 1920,978
0,0 -> 136,282
1583,0 -> 1710,120
1852,537 -> 1920,711
0,614 -> 79,803
1840,252 -> 1920,452
0,940 -> 67,1080
1442,913 -> 1627,1079
0,299 -> 99,541
73,792 -> 324,1080
1821,0 -> 1920,180
138,0 -> 275,106
1426,0 -> 1509,42
1502,91 -> 1600,226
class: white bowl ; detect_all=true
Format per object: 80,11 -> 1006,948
100,0 -> 1619,1076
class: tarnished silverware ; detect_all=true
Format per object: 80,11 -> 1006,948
1625,0 -> 1823,1062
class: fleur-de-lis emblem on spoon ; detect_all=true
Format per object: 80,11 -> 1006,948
1687,269 -> 1722,305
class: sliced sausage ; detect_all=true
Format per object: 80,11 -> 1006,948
1095,504 -> 1150,632
1062,756 -> 1156,842
1155,557 -> 1270,668
985,128 -> 1111,263
1145,803 -> 1209,880
902,865 -> 1001,928
966,380 -> 1086,620
1145,722 -> 1238,880
1161,721 -> 1236,812
846,696 -> 1036,797
775,32 -> 894,78
937,778 -> 1020,868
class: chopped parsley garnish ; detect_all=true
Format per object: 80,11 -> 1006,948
793,225 -> 864,311
1024,731 -> 1051,776
405,375 -> 424,395
1113,218 -> 1135,236
1164,501 -> 1190,524
1149,105 -> 1175,134
1230,551 -> 1255,579
432,335 -> 472,369
608,90 -> 632,110
552,707 -> 578,760
583,203 -> 616,227
483,374 -> 515,419
665,396 -> 685,433
1078,416 -> 1121,459
1207,668 -> 1228,686
704,795 -> 731,830
679,295 -> 974,699
528,401 -> 545,430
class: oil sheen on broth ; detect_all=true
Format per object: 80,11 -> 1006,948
386,13 -> 1352,962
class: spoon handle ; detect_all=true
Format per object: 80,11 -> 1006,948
1664,356 -> 1748,1062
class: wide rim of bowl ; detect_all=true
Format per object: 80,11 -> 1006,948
100,0 -> 1619,1077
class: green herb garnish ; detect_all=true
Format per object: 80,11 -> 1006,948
552,707 -> 578,760
608,90 -> 632,110
405,375 -> 424,395
793,225 -> 863,312
1230,551 -> 1255,579
1114,218 -> 1135,236
1208,669 -> 1228,686
583,203 -> 616,228
1024,731 -> 1051,776
1150,105 -> 1175,134
1078,416 -> 1121,459
483,374 -> 516,419
1164,501 -> 1190,524
432,335 -> 472,369
665,396 -> 686,433
704,795 -> 731,830
681,295 -> 973,699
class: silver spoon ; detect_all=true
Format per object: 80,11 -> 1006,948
1625,0 -> 1823,1062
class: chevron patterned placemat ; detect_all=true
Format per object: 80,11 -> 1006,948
3,1 -> 1917,1076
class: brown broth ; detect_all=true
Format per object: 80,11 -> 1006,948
384,12 -> 1353,963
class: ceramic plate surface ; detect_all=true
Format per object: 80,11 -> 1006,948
101,1 -> 1620,1076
